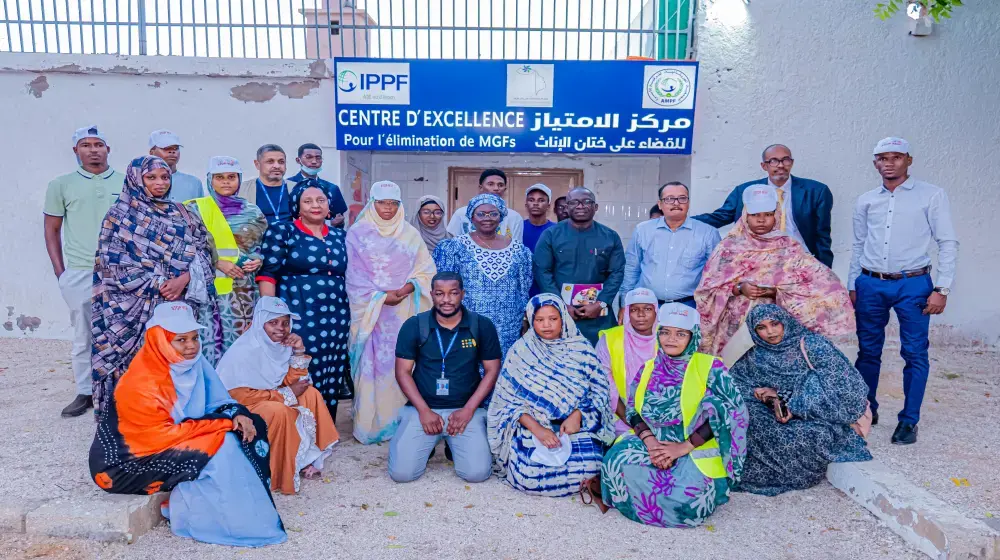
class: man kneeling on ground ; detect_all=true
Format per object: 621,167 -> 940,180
389,271 -> 501,483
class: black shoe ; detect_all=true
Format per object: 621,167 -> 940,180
444,442 -> 453,462
871,410 -> 879,426
61,394 -> 93,418
891,423 -> 918,445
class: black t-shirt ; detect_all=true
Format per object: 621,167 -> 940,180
395,307 -> 502,409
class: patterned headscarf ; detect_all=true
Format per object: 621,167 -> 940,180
125,155 -> 172,207
465,193 -> 508,234
289,177 -> 336,220
746,304 -> 809,353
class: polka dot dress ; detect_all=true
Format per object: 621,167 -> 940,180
257,221 -> 352,408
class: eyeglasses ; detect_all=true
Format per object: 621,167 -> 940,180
764,157 -> 794,168
565,199 -> 595,208
659,196 -> 690,205
374,200 -> 400,207
473,211 -> 500,219
419,209 -> 444,217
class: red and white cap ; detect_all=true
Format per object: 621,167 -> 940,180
657,302 -> 700,331
873,137 -> 910,156
742,185 -> 778,215
146,302 -> 206,333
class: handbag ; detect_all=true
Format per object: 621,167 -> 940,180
799,337 -> 872,439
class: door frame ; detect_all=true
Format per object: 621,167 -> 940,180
446,167 -> 586,218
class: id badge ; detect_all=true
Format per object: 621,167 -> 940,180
436,378 -> 450,396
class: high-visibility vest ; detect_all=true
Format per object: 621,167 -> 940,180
633,353 -> 728,479
188,197 -> 239,295
598,326 -> 657,406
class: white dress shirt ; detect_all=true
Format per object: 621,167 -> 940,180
769,179 -> 806,248
446,206 -> 524,242
848,177 -> 958,290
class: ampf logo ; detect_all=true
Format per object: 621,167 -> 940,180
336,61 -> 411,106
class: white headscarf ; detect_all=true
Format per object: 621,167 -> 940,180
216,297 -> 299,390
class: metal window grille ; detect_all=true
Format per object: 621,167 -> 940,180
0,0 -> 694,60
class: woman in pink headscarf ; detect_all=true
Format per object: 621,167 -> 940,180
595,288 -> 660,436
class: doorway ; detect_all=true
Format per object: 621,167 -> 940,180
447,167 -> 585,221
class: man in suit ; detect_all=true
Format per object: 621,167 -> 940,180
692,144 -> 834,267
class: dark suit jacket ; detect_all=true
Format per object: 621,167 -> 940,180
691,175 -> 834,267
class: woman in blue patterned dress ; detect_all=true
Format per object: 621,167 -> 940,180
595,303 -> 747,528
487,294 -> 616,496
433,194 -> 532,363
729,304 -> 872,496
256,179 -> 351,420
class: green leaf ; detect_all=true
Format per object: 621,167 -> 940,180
384,511 -> 400,517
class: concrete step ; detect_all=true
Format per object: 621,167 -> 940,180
22,492 -> 167,544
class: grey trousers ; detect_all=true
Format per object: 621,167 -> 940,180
388,406 -> 493,483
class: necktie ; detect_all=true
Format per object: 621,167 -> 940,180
775,188 -> 787,231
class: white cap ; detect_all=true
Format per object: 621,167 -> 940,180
207,156 -> 243,175
624,287 -> 658,308
742,185 -> 778,215
146,302 -> 206,334
873,137 -> 910,156
72,125 -> 108,147
526,183 -> 552,200
657,302 -> 700,331
370,180 -> 402,202
149,129 -> 183,149
256,296 -> 301,321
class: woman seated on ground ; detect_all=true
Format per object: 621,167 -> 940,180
730,304 -> 872,496
587,303 -> 747,528
216,297 -> 340,495
694,186 -> 854,356
487,294 -> 616,497
596,287 -> 659,436
89,302 -> 285,547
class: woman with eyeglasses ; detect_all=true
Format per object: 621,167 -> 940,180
433,194 -> 533,365
410,195 -> 452,253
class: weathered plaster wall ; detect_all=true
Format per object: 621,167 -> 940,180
0,54 -> 340,338
690,0 -> 1000,345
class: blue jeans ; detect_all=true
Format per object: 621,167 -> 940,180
853,273 -> 932,425
388,406 -> 493,483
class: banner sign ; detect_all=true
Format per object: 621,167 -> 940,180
334,58 -> 698,155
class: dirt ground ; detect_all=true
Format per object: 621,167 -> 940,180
0,338 -> 995,560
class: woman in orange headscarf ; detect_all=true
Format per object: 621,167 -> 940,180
89,302 -> 285,547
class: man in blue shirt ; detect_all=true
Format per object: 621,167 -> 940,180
237,144 -> 293,223
148,130 -> 203,202
287,143 -> 349,227
522,183 -> 555,252
621,181 -> 721,309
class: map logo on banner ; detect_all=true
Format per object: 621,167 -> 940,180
336,61 -> 411,105
506,64 -> 554,108
642,65 -> 696,110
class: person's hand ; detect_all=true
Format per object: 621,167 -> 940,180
576,302 -> 603,320
383,290 -> 404,306
739,282 -> 769,299
418,408 -> 444,435
566,305 -> 582,320
753,387 -> 779,402
446,406 -> 476,436
643,438 -> 673,469
330,213 -> 346,226
290,378 -> 310,397
241,259 -> 262,273
159,274 -> 190,301
774,404 -> 793,424
559,410 -> 582,436
232,415 -> 257,442
532,426 -> 562,449
924,291 -> 947,315
658,441 -> 694,462
217,260 -> 245,279
281,333 -> 305,353
849,290 -> 857,305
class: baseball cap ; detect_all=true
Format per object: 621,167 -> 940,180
657,302 -> 700,331
256,296 -> 301,321
146,302 -> 206,334
742,185 -> 778,215
526,183 -> 552,200
149,129 -> 183,149
370,180 -> 402,202
873,137 -> 910,156
207,156 -> 243,175
624,287 -> 658,308
72,125 -> 108,147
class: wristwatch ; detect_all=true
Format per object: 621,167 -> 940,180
933,287 -> 951,296
598,301 -> 608,311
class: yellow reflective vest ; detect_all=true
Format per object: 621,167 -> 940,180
598,325 -> 657,407
188,197 -> 239,296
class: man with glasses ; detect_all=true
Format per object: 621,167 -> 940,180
533,187 -> 625,345
287,143 -> 348,227
622,182 -> 720,310
446,169 -> 524,241
693,144 -> 834,267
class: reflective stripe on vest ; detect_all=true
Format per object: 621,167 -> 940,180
634,353 -> 728,479
189,197 -> 239,295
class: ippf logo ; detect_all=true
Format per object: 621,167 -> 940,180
336,61 -> 411,106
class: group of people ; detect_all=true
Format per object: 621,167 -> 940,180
41,125 -> 957,545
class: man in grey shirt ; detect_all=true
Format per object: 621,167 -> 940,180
148,129 -> 203,202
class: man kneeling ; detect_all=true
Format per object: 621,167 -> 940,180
389,271 -> 501,483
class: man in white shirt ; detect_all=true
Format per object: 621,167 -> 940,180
848,137 -> 959,446
446,169 -> 524,242
148,130 -> 204,202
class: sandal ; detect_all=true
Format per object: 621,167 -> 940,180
577,475 -> 609,514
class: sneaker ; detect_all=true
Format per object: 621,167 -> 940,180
891,422 -> 918,445
871,410 -> 879,426
61,394 -> 93,418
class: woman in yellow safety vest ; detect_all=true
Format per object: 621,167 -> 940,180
184,157 -> 267,361
581,303 -> 748,527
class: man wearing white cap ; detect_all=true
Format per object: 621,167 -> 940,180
447,169 -> 524,242
693,144 -> 834,268
43,126 -> 124,418
148,129 -> 203,202
849,137 -> 959,445
522,183 -> 555,253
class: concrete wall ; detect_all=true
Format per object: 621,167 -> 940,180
690,0 -> 1000,345
0,53 -> 340,339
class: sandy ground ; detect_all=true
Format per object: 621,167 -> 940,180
0,338 -> 995,559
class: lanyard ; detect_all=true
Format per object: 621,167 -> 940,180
257,179 -> 285,218
434,328 -> 459,379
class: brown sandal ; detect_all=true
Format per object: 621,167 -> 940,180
577,475 -> 609,514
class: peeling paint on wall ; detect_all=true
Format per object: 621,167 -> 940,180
15,315 -> 41,333
26,75 -> 49,98
148,80 -> 161,88
230,79 -> 320,103
276,80 -> 320,99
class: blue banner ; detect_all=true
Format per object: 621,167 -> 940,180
334,58 -> 698,155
